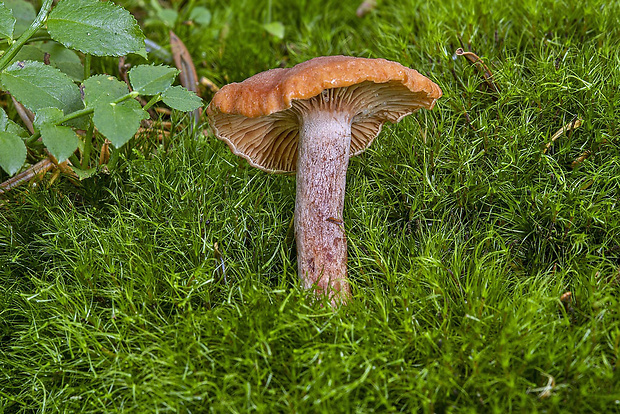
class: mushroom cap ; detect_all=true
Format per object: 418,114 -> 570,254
207,55 -> 442,173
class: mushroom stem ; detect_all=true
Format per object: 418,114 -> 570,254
295,109 -> 352,304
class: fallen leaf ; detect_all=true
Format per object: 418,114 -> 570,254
170,30 -> 202,127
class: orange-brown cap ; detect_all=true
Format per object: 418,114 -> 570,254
207,56 -> 442,172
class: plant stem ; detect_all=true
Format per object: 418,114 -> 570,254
26,107 -> 92,145
25,92 -> 139,146
107,146 -> 120,169
84,54 -> 91,80
113,91 -> 140,104
0,0 -> 54,71
142,94 -> 161,112
21,31 -> 53,43
267,0 -> 272,23
81,122 -> 94,169
69,154 -> 80,167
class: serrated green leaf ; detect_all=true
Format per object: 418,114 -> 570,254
162,85 -> 202,112
10,43 -> 88,83
263,22 -> 285,39
0,2 -> 16,39
0,107 -> 27,137
93,99 -> 148,148
8,121 -> 27,137
0,61 -> 84,116
189,7 -> 211,26
33,107 -> 64,130
47,0 -> 147,58
40,124 -> 79,163
0,131 -> 26,175
128,65 -> 178,95
0,107 -> 10,131
71,165 -> 97,180
83,74 -> 129,107
3,0 -> 34,37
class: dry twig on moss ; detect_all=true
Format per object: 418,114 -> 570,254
543,117 -> 583,154
455,48 -> 500,93
170,30 -> 202,127
0,158 -> 54,195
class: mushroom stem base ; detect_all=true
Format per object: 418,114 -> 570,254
295,110 -> 352,304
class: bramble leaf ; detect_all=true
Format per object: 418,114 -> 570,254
71,165 -> 97,180
0,2 -> 16,39
0,107 -> 27,137
9,44 -> 84,82
128,65 -> 178,95
47,0 -> 147,58
0,61 -> 83,115
0,107 -> 13,131
162,86 -> 202,112
33,107 -> 64,130
83,74 -> 129,107
40,124 -> 79,162
93,99 -> 148,148
3,0 -> 34,37
0,131 -> 26,175
0,108 -> 8,131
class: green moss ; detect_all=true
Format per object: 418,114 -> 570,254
1,0 -> 620,411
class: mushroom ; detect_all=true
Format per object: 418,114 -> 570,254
207,56 -> 442,304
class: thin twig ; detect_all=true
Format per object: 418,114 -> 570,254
118,56 -> 131,88
536,373 -> 556,399
543,117 -> 583,154
155,107 -> 172,116
137,127 -> 170,142
0,158 -> 54,195
199,76 -> 220,93
99,139 -> 111,165
455,48 -> 500,93
571,138 -> 607,169
45,150 -> 79,183
572,149 -> 591,167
